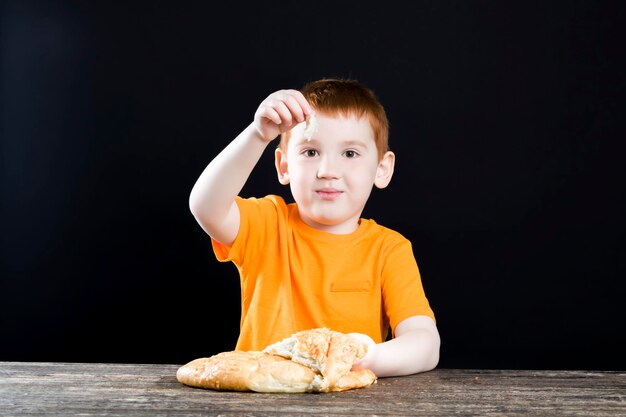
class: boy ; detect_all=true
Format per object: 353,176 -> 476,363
189,78 -> 440,377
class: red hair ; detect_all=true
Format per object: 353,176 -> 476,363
279,78 -> 390,160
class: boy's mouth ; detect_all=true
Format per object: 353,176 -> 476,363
316,188 -> 343,201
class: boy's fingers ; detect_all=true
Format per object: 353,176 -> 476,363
291,90 -> 313,114
275,89 -> 312,118
346,332 -> 375,347
283,94 -> 306,123
256,89 -> 311,132
256,105 -> 282,126
263,108 -> 282,126
272,100 -> 294,126
291,90 -> 314,116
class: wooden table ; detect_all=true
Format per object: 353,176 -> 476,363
1,361 -> 624,416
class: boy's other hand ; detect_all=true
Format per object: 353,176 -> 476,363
253,89 -> 314,142
346,332 -> 378,371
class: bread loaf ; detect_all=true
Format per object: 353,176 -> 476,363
176,328 -> 376,393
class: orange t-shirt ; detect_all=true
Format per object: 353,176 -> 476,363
212,195 -> 435,351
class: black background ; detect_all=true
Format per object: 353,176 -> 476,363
1,1 -> 624,370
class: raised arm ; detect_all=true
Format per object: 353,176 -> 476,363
349,315 -> 440,377
189,89 -> 313,245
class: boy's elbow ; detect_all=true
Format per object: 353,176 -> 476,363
419,328 -> 441,373
189,199 -> 201,219
188,194 -> 212,233
188,190 -> 203,217
423,345 -> 440,372
189,192 -> 213,222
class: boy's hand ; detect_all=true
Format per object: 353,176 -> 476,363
253,89 -> 314,142
346,332 -> 378,371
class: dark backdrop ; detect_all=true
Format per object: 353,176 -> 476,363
1,1 -> 624,370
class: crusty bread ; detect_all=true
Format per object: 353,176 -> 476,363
176,351 -> 317,393
176,351 -> 262,392
176,328 -> 377,393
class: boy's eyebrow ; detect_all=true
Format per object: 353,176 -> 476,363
340,139 -> 369,148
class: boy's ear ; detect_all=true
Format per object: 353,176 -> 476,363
274,147 -> 290,185
374,151 -> 395,189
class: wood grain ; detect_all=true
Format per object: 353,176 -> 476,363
1,362 -> 624,416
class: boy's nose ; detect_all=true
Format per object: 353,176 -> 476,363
316,156 -> 340,179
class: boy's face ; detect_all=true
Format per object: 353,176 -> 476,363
275,113 -> 394,234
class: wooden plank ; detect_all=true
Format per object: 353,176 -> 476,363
0,362 -> 624,416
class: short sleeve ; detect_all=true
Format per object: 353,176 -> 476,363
381,238 -> 435,334
211,195 -> 281,266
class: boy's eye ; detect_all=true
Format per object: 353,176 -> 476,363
304,149 -> 318,157
344,150 -> 358,158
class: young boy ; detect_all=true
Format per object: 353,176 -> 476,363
189,78 -> 440,377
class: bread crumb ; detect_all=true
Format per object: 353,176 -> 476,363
303,114 -> 319,141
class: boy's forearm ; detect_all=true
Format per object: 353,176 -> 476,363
189,123 -> 270,233
370,327 -> 440,377
355,316 -> 440,378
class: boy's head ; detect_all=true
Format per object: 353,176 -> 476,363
279,78 -> 390,161
274,78 -> 395,234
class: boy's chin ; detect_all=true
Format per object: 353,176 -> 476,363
303,214 -> 360,234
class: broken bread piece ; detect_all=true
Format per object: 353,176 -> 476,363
263,327 -> 371,392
